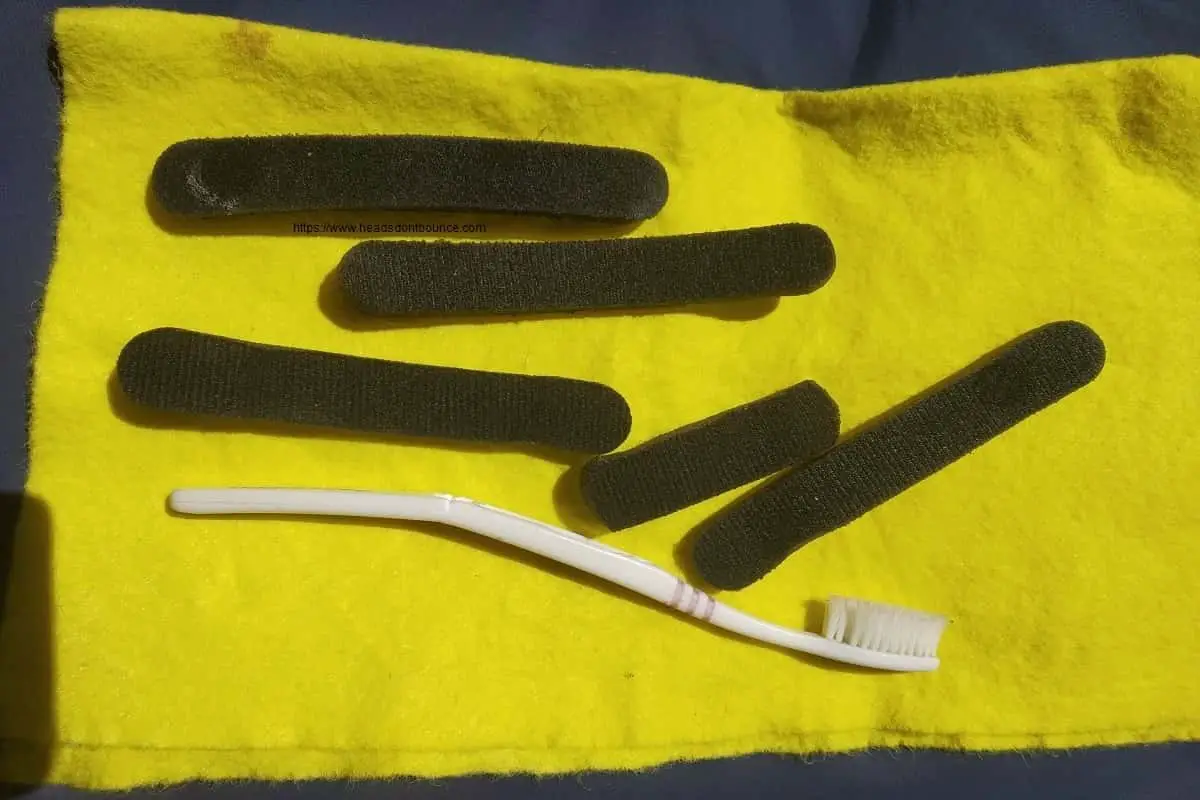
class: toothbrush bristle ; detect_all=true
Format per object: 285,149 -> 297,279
822,596 -> 946,658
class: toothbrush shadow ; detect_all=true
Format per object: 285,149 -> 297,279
553,468 -> 877,674
170,504 -> 873,673
318,269 -> 781,333
106,372 -> 583,468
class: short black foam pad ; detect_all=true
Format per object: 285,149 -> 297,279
150,135 -> 668,221
579,381 -> 840,531
338,223 -> 835,316
116,328 -> 632,453
691,321 -> 1107,590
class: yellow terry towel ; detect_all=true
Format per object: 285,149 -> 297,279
2,6 -> 1198,789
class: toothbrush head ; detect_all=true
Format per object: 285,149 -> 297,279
823,596 -> 947,660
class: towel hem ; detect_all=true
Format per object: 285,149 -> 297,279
3,723 -> 1197,789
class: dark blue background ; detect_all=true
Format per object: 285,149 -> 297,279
2,0 -> 1198,796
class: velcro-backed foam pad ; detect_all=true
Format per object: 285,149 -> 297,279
337,223 -> 835,317
150,135 -> 669,221
692,321 -> 1107,589
579,381 -> 840,530
116,328 -> 632,453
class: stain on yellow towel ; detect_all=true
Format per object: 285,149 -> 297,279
2,7 -> 1199,790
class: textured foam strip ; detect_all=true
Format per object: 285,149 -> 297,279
150,135 -> 668,221
116,328 -> 632,453
338,224 -> 835,316
692,321 -> 1107,589
579,381 -> 840,530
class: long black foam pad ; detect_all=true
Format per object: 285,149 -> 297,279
691,321 -> 1107,590
338,223 -> 835,317
579,381 -> 840,531
150,135 -> 668,221
116,328 -> 632,453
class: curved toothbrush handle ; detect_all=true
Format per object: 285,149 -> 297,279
171,487 -> 454,523
170,488 -> 690,608
168,488 -> 938,672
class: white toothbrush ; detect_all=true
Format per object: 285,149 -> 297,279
169,488 -> 946,672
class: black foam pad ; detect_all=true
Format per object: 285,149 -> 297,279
579,381 -> 840,530
338,223 -> 835,317
116,328 -> 632,453
691,321 -> 1107,589
150,135 -> 668,221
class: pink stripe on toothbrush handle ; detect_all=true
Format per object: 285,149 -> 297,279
671,579 -> 685,609
687,590 -> 701,616
670,580 -> 716,621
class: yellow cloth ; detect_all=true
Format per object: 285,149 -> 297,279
2,6 -> 1198,789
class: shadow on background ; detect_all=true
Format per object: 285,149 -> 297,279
183,507 -> 773,663
550,465 -> 602,536
0,493 -> 54,798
